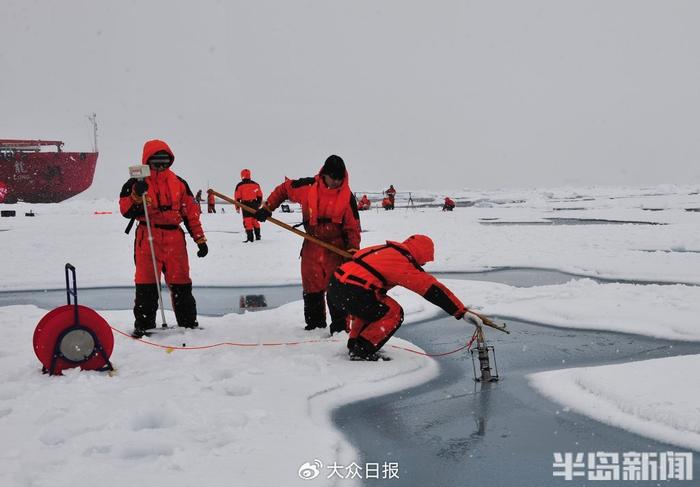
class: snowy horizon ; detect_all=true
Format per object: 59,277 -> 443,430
3,1 -> 700,197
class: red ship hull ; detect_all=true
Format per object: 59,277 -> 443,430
0,150 -> 98,203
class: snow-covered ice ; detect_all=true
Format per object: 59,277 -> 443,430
1,184 -> 699,485
529,355 -> 700,452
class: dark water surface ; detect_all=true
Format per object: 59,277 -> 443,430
331,271 -> 700,486
479,218 -> 665,226
334,316 -> 700,485
0,285 -> 301,316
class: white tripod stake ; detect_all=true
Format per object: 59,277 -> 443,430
129,165 -> 168,328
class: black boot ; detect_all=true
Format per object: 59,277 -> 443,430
303,291 -> 327,330
348,336 -> 378,360
170,283 -> 199,328
133,283 -> 159,334
244,230 -> 254,242
328,294 -> 348,335
254,227 -> 261,240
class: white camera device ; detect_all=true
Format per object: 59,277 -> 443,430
129,165 -> 151,179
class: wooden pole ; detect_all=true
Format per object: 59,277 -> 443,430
208,189 -> 353,259
212,189 -> 509,333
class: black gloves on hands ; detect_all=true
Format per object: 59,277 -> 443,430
254,207 -> 272,222
197,242 -> 209,258
134,180 -> 148,197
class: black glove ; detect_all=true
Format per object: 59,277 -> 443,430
134,180 -> 148,196
255,207 -> 272,222
196,242 -> 208,258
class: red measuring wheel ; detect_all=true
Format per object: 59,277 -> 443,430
33,264 -> 114,376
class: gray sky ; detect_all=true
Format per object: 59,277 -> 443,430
2,0 -> 699,197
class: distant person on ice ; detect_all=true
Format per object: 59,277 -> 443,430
207,189 -> 216,213
442,197 -> 455,211
327,235 -> 468,360
381,196 -> 394,211
119,139 -> 209,337
358,194 -> 371,211
254,155 -> 361,332
234,168 -> 263,242
385,184 -> 396,205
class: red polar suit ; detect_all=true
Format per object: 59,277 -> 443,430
327,235 -> 468,359
443,197 -> 456,211
358,195 -> 371,211
263,155 -> 361,330
207,191 -> 216,213
385,185 -> 396,204
119,139 -> 207,332
234,168 -> 263,242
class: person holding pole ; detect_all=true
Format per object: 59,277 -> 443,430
254,155 -> 361,331
326,234 -> 480,360
234,168 -> 263,242
119,139 -> 208,337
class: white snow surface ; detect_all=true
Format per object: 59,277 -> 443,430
1,184 -> 700,485
529,355 -> 700,452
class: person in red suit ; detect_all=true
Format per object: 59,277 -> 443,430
358,194 -> 371,211
234,168 -> 264,242
255,155 -> 361,331
207,190 -> 216,213
442,197 -> 456,211
327,235 -> 469,360
385,185 -> 396,205
119,139 -> 208,337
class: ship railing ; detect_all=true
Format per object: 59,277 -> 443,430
0,140 -> 65,152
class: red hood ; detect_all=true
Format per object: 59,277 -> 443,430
400,234 -> 435,265
142,139 -> 175,165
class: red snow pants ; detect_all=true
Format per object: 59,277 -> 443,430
326,276 -> 404,350
134,224 -> 191,284
300,241 -> 344,293
242,215 -> 260,231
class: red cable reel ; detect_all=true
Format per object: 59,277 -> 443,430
33,264 -> 114,376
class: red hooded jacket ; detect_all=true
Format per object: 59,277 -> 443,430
119,139 -> 205,243
335,235 -> 466,317
265,168 -> 360,250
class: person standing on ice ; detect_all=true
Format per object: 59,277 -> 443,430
207,189 -> 216,213
119,139 -> 208,337
234,168 -> 264,242
327,235 -> 469,360
385,184 -> 396,205
254,155 -> 361,332
195,189 -> 203,211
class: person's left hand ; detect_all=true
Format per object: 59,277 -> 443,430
255,207 -> 272,222
197,242 -> 209,258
